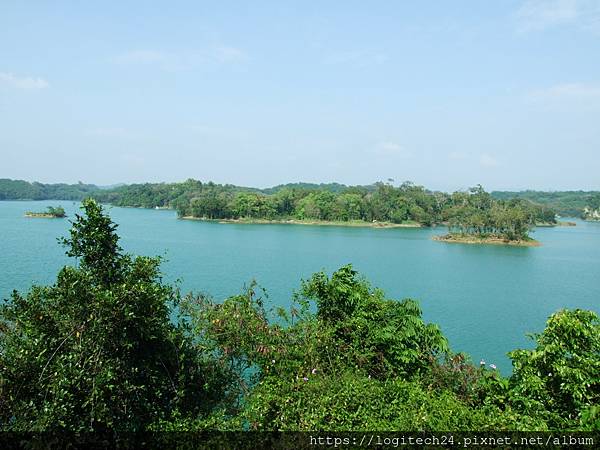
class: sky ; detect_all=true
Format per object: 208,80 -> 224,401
1,1 -> 599,191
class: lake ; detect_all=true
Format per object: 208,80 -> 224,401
1,200 -> 599,373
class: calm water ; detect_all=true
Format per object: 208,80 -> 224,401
1,200 -> 599,373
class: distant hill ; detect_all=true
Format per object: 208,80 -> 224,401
0,179 -> 101,201
98,183 -> 127,190
260,182 -> 351,194
491,190 -> 600,217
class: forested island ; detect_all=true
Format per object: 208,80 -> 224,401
1,200 -> 598,439
3,178 -> 597,244
24,206 -> 66,218
101,181 -> 558,243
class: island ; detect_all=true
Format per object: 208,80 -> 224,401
25,206 -> 66,218
433,234 -> 540,247
432,186 -> 542,246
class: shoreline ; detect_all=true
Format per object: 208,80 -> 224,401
432,234 -> 541,247
24,213 -> 65,218
179,216 -> 422,229
536,221 -> 577,227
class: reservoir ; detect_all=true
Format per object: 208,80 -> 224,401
2,200 -> 599,373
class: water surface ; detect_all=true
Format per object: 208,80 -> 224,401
2,200 -> 599,373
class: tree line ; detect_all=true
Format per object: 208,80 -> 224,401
1,177 -> 594,218
1,200 -> 598,436
101,181 -> 554,241
0,178 -> 559,241
492,189 -> 600,218
0,179 -> 100,201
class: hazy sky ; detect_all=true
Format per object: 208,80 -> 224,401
1,1 -> 599,191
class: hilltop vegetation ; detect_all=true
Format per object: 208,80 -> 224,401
1,200 -> 598,433
491,190 -> 600,217
0,179 -> 100,201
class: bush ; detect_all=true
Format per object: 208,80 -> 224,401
508,309 -> 600,430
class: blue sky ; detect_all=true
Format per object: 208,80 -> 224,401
1,1 -> 599,191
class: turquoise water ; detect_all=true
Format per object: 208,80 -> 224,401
1,200 -> 599,373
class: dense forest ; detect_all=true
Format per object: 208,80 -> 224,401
1,200 -> 598,437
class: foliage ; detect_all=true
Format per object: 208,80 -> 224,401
507,309 -> 600,430
241,372 -> 523,431
588,193 -> 600,211
187,266 -> 575,431
298,265 -> 448,378
0,199 -> 234,431
492,190 -> 600,218
46,206 -> 66,217
0,179 -> 100,201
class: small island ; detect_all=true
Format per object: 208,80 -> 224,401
433,186 -> 542,247
433,234 -> 540,247
25,206 -> 66,218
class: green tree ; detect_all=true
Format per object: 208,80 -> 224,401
0,199 -> 232,431
508,309 -> 600,429
335,193 -> 364,221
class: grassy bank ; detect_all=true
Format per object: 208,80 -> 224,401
24,213 -> 61,218
536,221 -> 577,227
180,216 -> 421,228
433,234 -> 541,247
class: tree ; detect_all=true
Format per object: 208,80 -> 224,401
0,199 -> 232,431
47,206 -> 66,218
508,309 -> 600,429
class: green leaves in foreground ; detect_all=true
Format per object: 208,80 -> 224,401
0,199 -> 233,431
508,309 -> 600,430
